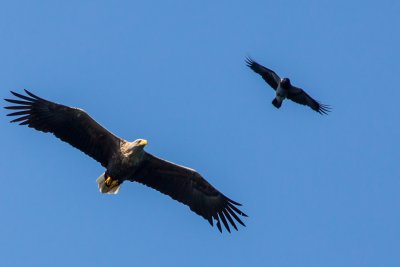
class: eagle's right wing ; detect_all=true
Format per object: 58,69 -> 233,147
5,90 -> 121,167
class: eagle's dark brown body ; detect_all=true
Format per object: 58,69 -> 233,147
5,90 -> 247,233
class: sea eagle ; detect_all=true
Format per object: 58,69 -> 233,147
4,90 -> 247,233
246,57 -> 331,114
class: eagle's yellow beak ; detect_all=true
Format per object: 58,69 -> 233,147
138,139 -> 148,146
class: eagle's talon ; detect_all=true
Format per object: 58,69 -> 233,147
105,177 -> 112,186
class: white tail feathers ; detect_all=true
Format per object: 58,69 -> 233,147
96,173 -> 122,194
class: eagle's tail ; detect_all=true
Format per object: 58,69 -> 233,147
96,172 -> 122,194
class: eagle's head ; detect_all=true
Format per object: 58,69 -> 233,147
124,139 -> 148,156
134,139 -> 148,147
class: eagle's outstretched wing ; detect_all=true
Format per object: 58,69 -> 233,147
4,90 -> 121,167
131,152 -> 247,233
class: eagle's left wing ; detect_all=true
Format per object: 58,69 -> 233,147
130,152 -> 247,233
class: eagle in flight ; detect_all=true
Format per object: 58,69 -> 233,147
246,57 -> 331,114
4,90 -> 247,233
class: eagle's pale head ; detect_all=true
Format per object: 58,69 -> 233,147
134,139 -> 148,147
124,139 -> 148,155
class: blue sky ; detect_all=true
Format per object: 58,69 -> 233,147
1,1 -> 399,266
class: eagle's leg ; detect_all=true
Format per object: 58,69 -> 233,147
105,174 -> 119,187
105,175 -> 112,186
97,172 -> 122,194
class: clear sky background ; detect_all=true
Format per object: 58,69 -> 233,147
1,1 -> 399,266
